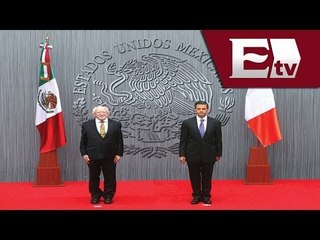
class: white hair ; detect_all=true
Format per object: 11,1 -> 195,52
92,105 -> 110,117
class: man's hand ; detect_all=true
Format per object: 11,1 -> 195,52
114,155 -> 121,163
179,156 -> 186,164
83,155 -> 90,163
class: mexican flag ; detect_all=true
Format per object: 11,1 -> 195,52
35,40 -> 67,153
245,88 -> 282,147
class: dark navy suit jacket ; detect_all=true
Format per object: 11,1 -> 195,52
179,116 -> 222,163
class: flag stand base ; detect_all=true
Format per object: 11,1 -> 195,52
244,146 -> 273,184
34,150 -> 64,187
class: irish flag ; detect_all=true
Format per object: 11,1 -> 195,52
35,39 -> 67,153
245,88 -> 282,147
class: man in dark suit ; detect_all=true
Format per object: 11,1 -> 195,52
80,105 -> 124,204
179,100 -> 222,205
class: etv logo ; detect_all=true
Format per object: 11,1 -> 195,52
230,39 -> 301,78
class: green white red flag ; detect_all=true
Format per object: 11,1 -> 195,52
35,39 -> 67,153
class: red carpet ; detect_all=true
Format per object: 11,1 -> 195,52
1,179 -> 320,210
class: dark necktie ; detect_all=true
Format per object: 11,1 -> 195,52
199,119 -> 205,138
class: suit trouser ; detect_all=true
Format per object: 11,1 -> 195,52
187,161 -> 215,198
88,158 -> 117,199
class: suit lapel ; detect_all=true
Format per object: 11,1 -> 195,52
107,120 -> 113,135
191,117 -> 202,138
200,117 -> 213,139
90,119 -> 101,137
205,118 -> 212,137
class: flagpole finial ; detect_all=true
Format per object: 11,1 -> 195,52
40,36 -> 53,49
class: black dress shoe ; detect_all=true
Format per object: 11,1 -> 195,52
203,197 -> 212,204
191,197 -> 201,204
90,198 -> 100,204
104,198 -> 113,204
